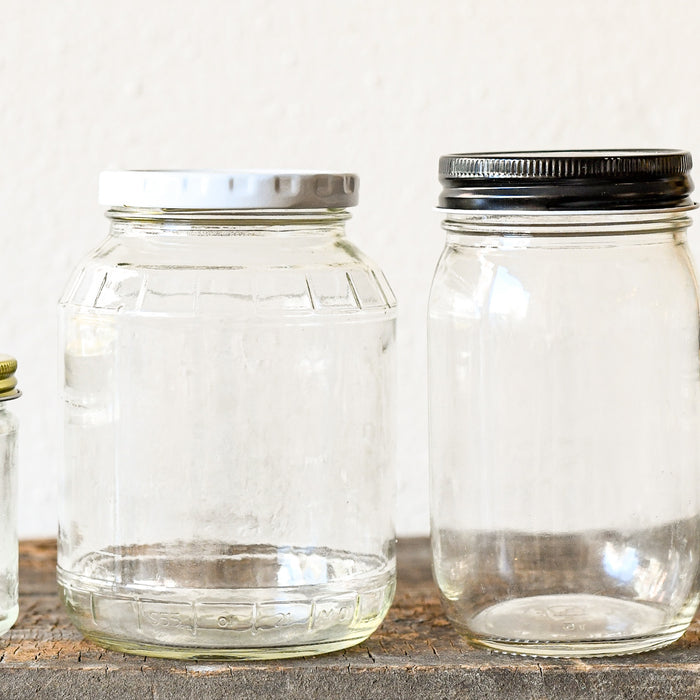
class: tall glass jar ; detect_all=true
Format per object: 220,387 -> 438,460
429,151 -> 700,657
0,355 -> 19,636
59,171 -> 396,659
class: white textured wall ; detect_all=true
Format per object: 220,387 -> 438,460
3,0 -> 700,537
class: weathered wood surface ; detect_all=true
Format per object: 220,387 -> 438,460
1,539 -> 700,699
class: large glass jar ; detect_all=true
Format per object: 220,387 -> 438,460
0,355 -> 19,636
429,151 -> 700,657
59,171 -> 396,659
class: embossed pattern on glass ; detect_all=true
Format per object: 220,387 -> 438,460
59,210 -> 397,659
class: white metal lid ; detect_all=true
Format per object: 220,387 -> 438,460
98,170 -> 359,209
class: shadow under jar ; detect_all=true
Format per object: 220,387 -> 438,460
58,171 -> 396,659
428,150 -> 700,657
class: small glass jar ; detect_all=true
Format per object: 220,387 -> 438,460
59,171 -> 397,659
429,150 -> 700,657
0,355 -> 19,635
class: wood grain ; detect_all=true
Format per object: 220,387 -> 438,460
1,539 -> 699,699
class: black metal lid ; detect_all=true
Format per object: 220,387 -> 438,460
438,150 -> 694,211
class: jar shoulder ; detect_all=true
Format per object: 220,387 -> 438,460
429,238 -> 699,319
60,234 -> 396,315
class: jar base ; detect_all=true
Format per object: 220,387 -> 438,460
57,546 -> 395,660
73,631 -> 379,660
0,604 -> 18,637
450,593 -> 692,658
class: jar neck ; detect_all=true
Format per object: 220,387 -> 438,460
441,210 -> 693,241
106,208 -> 351,237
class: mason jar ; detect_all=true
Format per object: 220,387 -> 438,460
429,150 -> 700,657
59,170 -> 396,659
0,355 -> 19,636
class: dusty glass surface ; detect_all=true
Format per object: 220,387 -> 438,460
59,206 -> 397,659
429,211 -> 700,657
0,405 -> 18,636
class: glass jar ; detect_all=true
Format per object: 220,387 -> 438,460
0,355 -> 19,636
429,150 -> 700,657
59,171 -> 396,659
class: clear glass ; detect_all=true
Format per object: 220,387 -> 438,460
428,210 -> 700,657
0,404 -> 18,636
59,208 -> 397,659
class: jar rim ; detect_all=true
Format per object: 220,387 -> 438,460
437,203 -> 698,217
105,207 -> 352,226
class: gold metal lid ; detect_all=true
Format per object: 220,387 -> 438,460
0,355 -> 20,401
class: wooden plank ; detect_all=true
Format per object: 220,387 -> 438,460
0,539 -> 699,699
